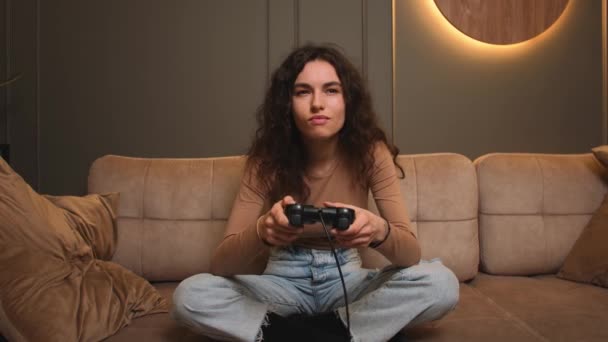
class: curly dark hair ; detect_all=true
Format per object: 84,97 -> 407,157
247,43 -> 403,203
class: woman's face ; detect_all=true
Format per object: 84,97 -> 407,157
291,59 -> 345,144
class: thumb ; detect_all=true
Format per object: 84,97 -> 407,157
283,195 -> 296,206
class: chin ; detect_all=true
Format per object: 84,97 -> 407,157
303,133 -> 339,143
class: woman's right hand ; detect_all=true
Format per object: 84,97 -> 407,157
256,195 -> 303,246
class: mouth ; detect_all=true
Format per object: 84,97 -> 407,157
309,115 -> 329,125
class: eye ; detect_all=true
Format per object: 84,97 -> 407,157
325,87 -> 341,95
294,89 -> 311,96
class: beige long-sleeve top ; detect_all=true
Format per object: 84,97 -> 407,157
210,143 -> 421,276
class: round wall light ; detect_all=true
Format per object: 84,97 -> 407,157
433,0 -> 570,45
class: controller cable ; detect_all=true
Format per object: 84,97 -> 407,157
318,212 -> 351,336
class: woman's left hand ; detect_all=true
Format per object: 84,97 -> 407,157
323,201 -> 388,248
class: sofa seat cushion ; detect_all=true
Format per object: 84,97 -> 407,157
405,283 -> 546,341
468,273 -> 608,342
111,280 -> 562,342
104,282 -> 210,342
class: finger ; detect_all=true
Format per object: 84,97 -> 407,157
268,232 -> 293,245
265,210 -> 303,234
335,222 -> 376,241
324,201 -> 359,233
336,209 -> 375,236
270,202 -> 291,227
323,201 -> 357,210
283,195 -> 296,206
267,228 -> 301,245
266,218 -> 300,235
336,230 -> 373,244
334,220 -> 366,237
265,235 -> 290,247
280,196 -> 297,226
261,226 -> 288,245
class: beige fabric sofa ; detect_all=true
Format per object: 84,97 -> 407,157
88,152 -> 608,342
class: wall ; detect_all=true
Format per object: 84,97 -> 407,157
35,0 -> 390,195
3,0 -> 605,195
0,0 -> 6,144
605,0 -> 608,144
2,0 -> 38,191
394,0 -> 603,157
39,0 -> 266,195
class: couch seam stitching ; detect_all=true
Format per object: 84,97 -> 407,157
534,157 -> 550,272
117,217 -> 228,222
468,285 -> 550,342
415,217 -> 478,223
117,216 -> 481,223
412,157 -> 419,233
478,212 -> 594,217
210,159 -> 214,221
140,160 -> 152,277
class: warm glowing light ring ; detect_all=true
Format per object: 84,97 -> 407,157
433,0 -> 570,46
419,0 -> 574,54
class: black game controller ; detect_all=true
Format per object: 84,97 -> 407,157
285,204 -> 355,231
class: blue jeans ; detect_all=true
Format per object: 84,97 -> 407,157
172,246 -> 459,342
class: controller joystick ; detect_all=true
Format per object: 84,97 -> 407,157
285,203 -> 355,231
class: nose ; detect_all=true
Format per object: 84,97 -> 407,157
311,91 -> 324,113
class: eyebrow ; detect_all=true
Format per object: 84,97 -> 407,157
293,81 -> 342,88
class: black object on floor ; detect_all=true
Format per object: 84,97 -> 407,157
261,312 -> 351,342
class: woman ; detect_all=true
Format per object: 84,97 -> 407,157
172,44 -> 459,342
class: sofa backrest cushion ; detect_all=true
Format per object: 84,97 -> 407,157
361,153 -> 479,281
89,153 -> 479,282
475,153 -> 607,276
88,155 -> 245,281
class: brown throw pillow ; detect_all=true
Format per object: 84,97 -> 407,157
557,146 -> 608,288
45,193 -> 119,260
592,145 -> 608,167
0,158 -> 168,341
